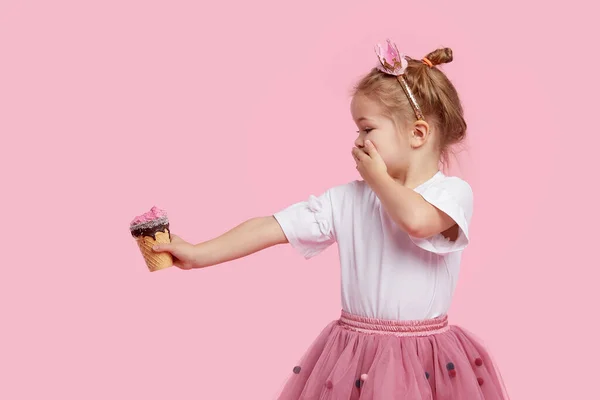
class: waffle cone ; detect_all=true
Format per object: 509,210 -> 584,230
135,229 -> 173,272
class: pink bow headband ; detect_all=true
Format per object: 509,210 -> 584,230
374,39 -> 432,122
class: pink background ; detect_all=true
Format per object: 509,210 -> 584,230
1,0 -> 597,398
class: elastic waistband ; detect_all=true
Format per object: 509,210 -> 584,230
338,310 -> 449,337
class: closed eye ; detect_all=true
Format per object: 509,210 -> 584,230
356,128 -> 373,134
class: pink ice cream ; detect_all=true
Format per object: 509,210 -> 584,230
130,206 -> 167,226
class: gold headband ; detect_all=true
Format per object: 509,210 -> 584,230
396,75 -> 424,121
375,39 -> 426,122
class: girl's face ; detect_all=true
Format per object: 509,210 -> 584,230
350,94 -> 411,176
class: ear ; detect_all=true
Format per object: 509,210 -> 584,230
409,120 -> 431,149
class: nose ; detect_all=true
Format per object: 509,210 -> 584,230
354,135 -> 364,148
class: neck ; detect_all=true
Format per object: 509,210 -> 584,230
390,159 -> 441,189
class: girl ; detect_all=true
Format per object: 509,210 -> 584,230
153,39 -> 509,399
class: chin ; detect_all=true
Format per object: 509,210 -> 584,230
386,164 -> 405,177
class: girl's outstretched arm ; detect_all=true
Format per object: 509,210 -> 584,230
152,216 -> 288,269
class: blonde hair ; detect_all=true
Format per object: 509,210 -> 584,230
353,48 -> 467,167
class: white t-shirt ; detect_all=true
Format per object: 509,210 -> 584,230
273,171 -> 474,321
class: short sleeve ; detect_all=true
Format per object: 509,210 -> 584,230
273,189 -> 336,259
409,177 -> 474,255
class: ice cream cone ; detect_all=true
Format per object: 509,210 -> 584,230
130,206 -> 173,272
135,228 -> 173,272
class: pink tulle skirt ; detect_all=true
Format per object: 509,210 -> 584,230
277,311 -> 509,399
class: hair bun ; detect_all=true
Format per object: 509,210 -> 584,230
425,48 -> 453,66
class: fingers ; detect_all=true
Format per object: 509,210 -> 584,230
170,234 -> 184,244
363,140 -> 377,156
152,243 -> 171,253
352,148 -> 364,171
172,257 -> 193,270
352,147 -> 367,162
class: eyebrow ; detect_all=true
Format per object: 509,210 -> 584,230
356,117 -> 375,123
